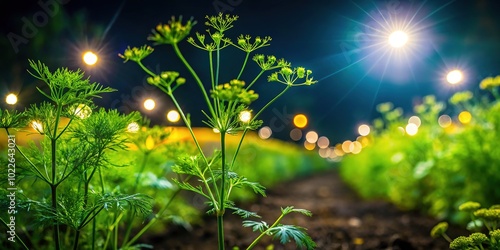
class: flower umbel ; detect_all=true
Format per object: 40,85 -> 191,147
211,79 -> 258,105
205,13 -> 238,33
119,45 -> 154,62
449,91 -> 473,105
233,34 -> 272,52
268,65 -> 317,86
149,16 -> 196,45
479,75 -> 500,90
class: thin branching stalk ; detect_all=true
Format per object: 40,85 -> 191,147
237,52 -> 250,80
246,212 -> 286,250
172,43 -> 215,118
217,132 -> 227,250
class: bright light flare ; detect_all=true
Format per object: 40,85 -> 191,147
293,114 -> 308,128
239,110 -> 252,123
5,93 -> 17,105
406,123 -> 418,136
31,120 -> 43,133
83,51 -> 98,66
71,104 -> 92,119
143,99 -> 156,110
446,70 -> 463,85
388,30 -> 408,48
166,110 -> 180,122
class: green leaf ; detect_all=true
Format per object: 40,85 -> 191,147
230,207 -> 261,219
242,220 -> 269,232
268,225 -> 316,250
281,206 -> 312,217
171,178 -> 208,199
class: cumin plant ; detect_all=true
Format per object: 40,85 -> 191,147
120,13 -> 317,249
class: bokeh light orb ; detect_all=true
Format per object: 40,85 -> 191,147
458,111 -> 472,124
405,123 -> 418,136
5,93 -> 17,105
305,131 -> 319,144
388,30 -> 408,48
446,70 -> 463,85
83,51 -> 98,66
143,99 -> 156,110
239,110 -> 252,123
258,126 -> 272,139
127,122 -> 140,133
317,136 -> 330,149
438,115 -> 452,128
358,124 -> 370,136
290,128 -> 302,141
408,116 -> 421,127
166,110 -> 180,122
293,114 -> 308,128
304,141 -> 316,151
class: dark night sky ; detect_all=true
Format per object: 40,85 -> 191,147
2,0 -> 500,145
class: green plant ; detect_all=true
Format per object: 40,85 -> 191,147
0,61 -> 156,249
431,201 -> 500,249
120,13 -> 317,249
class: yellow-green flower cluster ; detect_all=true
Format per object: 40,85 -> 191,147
204,13 -> 238,33
147,71 -> 185,89
459,201 -> 481,212
469,232 -> 488,245
149,16 -> 196,45
491,229 -> 500,242
473,208 -> 500,221
119,45 -> 154,62
211,79 -> 258,104
253,54 -> 290,71
234,34 -> 271,52
449,236 -> 473,250
449,91 -> 473,105
268,66 -> 316,86
479,75 -> 500,90
430,222 -> 448,238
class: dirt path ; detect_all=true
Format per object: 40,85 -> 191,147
149,168 -> 467,249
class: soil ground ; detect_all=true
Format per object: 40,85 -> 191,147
147,168 -> 468,249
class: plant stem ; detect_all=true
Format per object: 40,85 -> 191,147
217,132 -> 227,250
122,183 -> 184,248
246,212 -> 287,250
72,230 -> 80,250
236,52 -> 250,80
51,138 -> 60,250
230,85 -> 291,169
172,43 -> 215,118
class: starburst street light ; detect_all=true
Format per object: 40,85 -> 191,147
83,51 -> 98,66
446,69 -> 464,85
388,30 -> 409,48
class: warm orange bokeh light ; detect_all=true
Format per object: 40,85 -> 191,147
293,114 -> 308,128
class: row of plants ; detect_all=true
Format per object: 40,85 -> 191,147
0,13 -> 329,249
339,77 -> 500,247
